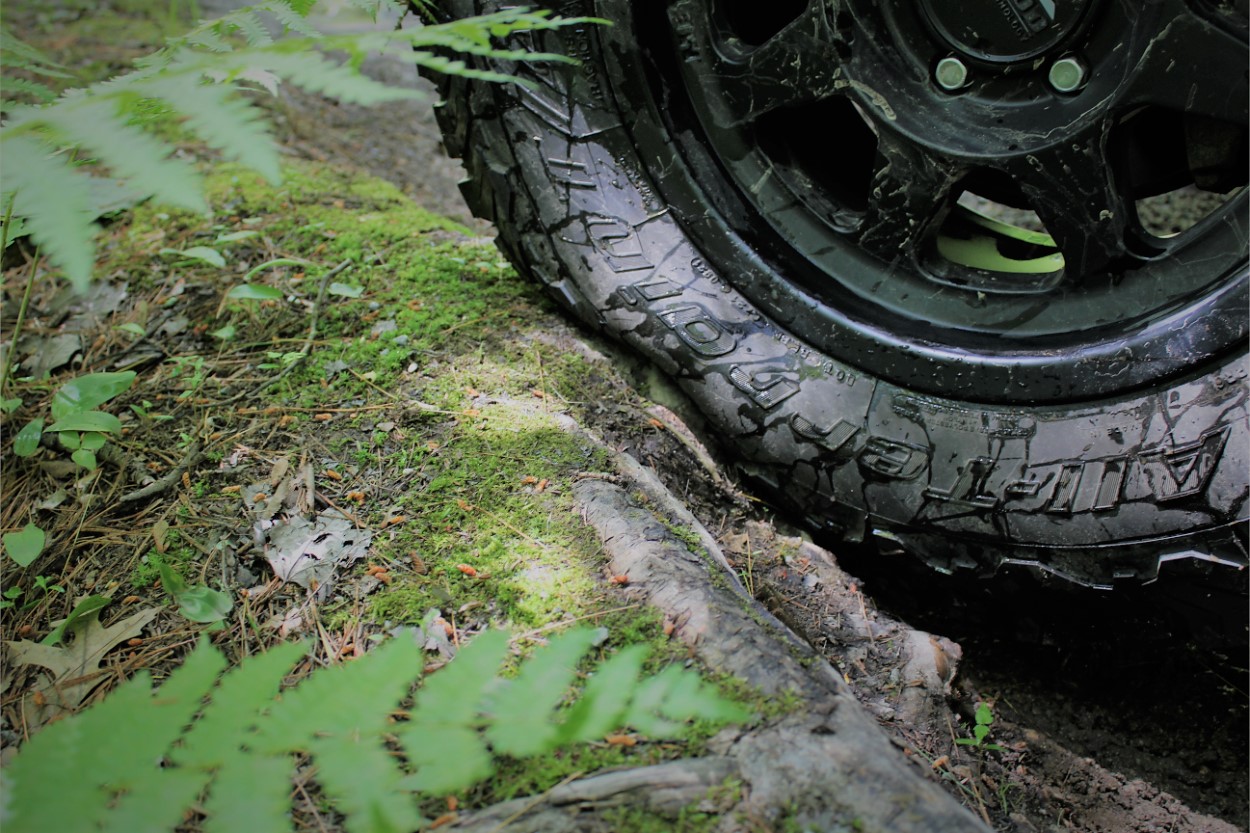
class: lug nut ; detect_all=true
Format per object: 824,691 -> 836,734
934,56 -> 970,91
1048,56 -> 1087,93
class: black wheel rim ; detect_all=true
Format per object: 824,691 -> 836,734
625,0 -> 1249,402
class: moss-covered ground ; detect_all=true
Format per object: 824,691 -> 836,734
1,141 -> 766,828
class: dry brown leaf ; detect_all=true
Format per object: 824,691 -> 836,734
5,605 -> 160,727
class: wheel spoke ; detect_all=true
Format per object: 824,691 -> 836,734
1124,1 -> 1249,125
856,136 -> 961,264
1006,132 -> 1134,277
671,1 -> 846,127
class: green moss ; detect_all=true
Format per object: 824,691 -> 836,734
130,542 -> 196,590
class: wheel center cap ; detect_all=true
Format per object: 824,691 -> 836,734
918,0 -> 1089,63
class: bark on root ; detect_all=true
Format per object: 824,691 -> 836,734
446,445 -> 988,832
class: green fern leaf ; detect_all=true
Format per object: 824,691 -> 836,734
173,639 -> 309,768
99,769 -> 209,833
182,27 -> 234,54
484,628 -> 600,757
311,734 -> 421,833
143,72 -> 282,183
398,628 -> 509,793
261,3 -> 324,40
555,643 -> 647,744
40,98 -> 206,213
253,631 -> 423,753
247,51 -> 416,106
0,134 -> 98,290
227,11 -> 276,48
201,754 -> 296,833
0,27 -> 72,76
2,76 -> 59,104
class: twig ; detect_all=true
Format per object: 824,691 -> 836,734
215,259 -> 352,406
118,440 -> 203,504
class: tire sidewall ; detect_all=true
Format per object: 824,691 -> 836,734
436,0 -> 1249,584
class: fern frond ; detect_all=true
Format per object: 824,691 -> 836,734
343,0 -> 410,20
0,27 -> 71,75
485,629 -> 600,757
0,5 -> 604,290
398,629 -> 509,793
1,77 -> 59,104
0,135 -> 98,290
238,50 -> 417,105
2,629 -> 748,833
262,3 -> 324,40
141,72 -> 282,183
39,98 -> 207,213
225,11 -> 277,48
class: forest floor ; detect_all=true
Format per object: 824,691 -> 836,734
0,4 -> 1245,832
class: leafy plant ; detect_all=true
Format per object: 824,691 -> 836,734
2,523 -> 46,567
955,701 -> 1005,752
156,556 -> 233,624
11,370 -> 136,471
1,627 -> 750,833
0,4 -> 600,291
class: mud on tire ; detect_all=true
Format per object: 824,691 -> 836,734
424,0 -> 1249,587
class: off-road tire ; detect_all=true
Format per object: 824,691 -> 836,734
424,0 -> 1249,587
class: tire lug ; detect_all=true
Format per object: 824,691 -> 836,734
1047,56 -> 1087,93
934,56 -> 971,92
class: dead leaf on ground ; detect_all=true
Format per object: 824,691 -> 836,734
5,604 -> 160,728
263,510 -> 373,599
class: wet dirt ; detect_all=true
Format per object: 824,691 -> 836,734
266,33 -> 1250,833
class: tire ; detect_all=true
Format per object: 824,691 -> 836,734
424,0 -> 1249,588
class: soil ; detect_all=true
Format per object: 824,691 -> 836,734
2,6 -> 1246,833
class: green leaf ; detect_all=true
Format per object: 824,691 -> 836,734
51,371 -> 136,420
58,431 -> 81,450
225,283 -> 283,301
1,135 -> 99,291
12,418 -> 43,457
213,230 -> 258,243
484,628 -> 599,757
114,322 -> 146,338
399,629 -> 509,793
40,98 -> 207,215
42,595 -> 112,646
3,523 -> 45,567
175,585 -> 233,623
173,640 -> 309,768
48,411 -> 122,435
144,73 -> 282,183
1,397 -> 23,414
71,448 -> 98,470
327,282 -> 363,298
155,556 -> 188,596
241,257 -> 308,281
79,431 -> 107,451
165,245 -> 225,267
556,644 -> 646,744
209,324 -> 236,341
